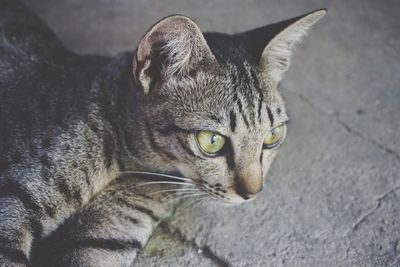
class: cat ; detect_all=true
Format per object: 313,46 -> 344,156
0,0 -> 326,266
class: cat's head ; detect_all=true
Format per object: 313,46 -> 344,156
132,10 -> 326,204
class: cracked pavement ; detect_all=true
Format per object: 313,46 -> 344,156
23,0 -> 400,266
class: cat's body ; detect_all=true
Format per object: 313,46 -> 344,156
0,1 -> 325,266
0,2 -> 169,265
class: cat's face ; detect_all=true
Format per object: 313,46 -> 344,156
142,67 -> 288,203
133,11 -> 325,203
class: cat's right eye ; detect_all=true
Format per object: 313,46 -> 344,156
196,131 -> 226,155
263,124 -> 286,149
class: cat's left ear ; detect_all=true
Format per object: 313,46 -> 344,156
241,9 -> 326,84
133,15 -> 217,95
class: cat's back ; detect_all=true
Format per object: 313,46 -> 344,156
0,0 -> 111,182
0,0 -> 70,81
0,0 -> 72,114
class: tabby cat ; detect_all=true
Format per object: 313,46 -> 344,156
0,1 -> 326,266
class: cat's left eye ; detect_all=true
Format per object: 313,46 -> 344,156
263,124 -> 286,149
196,131 -> 226,155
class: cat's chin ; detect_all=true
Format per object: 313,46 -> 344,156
226,196 -> 256,205
204,193 -> 256,206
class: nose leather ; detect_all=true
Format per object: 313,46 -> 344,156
235,161 -> 263,199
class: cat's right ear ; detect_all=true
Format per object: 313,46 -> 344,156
133,15 -> 217,95
240,9 -> 326,84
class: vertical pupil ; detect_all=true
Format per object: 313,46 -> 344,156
211,135 -> 216,144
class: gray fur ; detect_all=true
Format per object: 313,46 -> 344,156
0,1 -> 325,266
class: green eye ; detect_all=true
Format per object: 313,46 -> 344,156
196,131 -> 226,154
263,124 -> 285,149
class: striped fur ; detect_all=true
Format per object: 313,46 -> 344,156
0,1 -> 325,266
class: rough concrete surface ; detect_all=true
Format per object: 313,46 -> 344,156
22,0 -> 400,266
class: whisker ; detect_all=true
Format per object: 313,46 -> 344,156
171,192 -> 208,202
164,191 -> 200,204
185,195 -> 203,205
135,181 -> 194,187
194,198 -> 208,209
184,195 -> 208,209
167,191 -> 199,198
183,198 -> 197,208
119,171 -> 193,182
149,188 -> 199,195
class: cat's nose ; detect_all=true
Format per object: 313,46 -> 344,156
234,162 -> 263,200
235,186 -> 260,200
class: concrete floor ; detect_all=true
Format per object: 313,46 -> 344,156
23,0 -> 400,266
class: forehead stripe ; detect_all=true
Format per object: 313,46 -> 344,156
229,110 -> 237,132
250,70 -> 264,124
234,91 -> 250,128
257,98 -> 263,123
233,92 -> 242,113
240,109 -> 250,128
266,106 -> 274,127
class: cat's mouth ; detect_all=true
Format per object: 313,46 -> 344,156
164,167 -> 257,204
196,180 -> 258,204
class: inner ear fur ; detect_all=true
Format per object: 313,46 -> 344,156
133,15 -> 217,95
